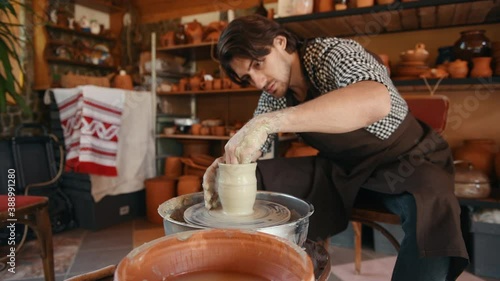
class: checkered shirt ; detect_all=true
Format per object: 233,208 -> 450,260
255,37 -> 408,154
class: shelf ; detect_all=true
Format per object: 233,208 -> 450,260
47,40 -> 111,53
275,0 -> 498,38
47,57 -> 116,71
393,76 -> 500,87
459,189 -> 500,209
157,87 -> 261,96
73,0 -> 125,13
46,25 -> 116,42
156,41 -> 217,60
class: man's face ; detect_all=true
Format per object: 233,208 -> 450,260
229,37 -> 291,99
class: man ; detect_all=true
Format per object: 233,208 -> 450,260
202,15 -> 468,281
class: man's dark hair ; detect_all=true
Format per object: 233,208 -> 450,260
217,15 -> 300,86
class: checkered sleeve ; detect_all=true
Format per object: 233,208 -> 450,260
303,38 -> 408,140
253,91 -> 287,154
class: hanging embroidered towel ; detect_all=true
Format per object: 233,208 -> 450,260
53,86 -> 125,176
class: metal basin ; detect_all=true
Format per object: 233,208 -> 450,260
158,191 -> 314,246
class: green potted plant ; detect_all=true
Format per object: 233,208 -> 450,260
0,0 -> 29,113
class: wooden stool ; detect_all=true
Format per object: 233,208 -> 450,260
0,195 -> 55,281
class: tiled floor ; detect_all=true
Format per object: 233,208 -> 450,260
1,217 -> 499,281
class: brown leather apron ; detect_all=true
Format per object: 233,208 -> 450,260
256,90 -> 468,280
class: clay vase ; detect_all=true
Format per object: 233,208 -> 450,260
447,59 -> 469,78
189,75 -> 202,91
217,163 -> 257,216
356,0 -> 375,8
470,57 -> 493,78
212,78 -> 222,90
144,177 -> 176,224
453,139 -> 499,181
113,71 -> 133,90
453,30 -> 491,64
114,229 -> 315,281
185,20 -> 203,44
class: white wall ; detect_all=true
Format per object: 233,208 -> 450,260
74,4 -> 110,29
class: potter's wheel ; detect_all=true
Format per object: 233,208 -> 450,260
183,200 -> 291,229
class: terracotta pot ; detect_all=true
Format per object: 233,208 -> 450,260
356,0 -> 375,8
177,175 -> 201,195
315,0 -> 333,12
453,139 -> 499,181
179,139 -> 210,156
115,229 -> 315,281
189,75 -> 202,91
470,57 -> 493,78
200,126 -> 210,136
144,177 -> 176,224
212,78 -> 222,90
447,59 -> 469,78
222,77 -> 232,89
200,80 -> 213,91
113,71 -> 133,90
185,19 -> 203,44
191,123 -> 202,135
217,163 -> 258,216
164,157 -> 183,178
160,30 -> 174,47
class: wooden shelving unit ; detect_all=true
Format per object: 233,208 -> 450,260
156,41 -> 217,60
157,87 -> 260,96
275,0 -> 498,38
393,76 -> 500,87
73,0 -> 125,13
46,57 -> 116,71
45,25 -> 116,42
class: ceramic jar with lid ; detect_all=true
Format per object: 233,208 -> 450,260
454,161 -> 491,199
453,139 -> 499,180
452,30 -> 491,63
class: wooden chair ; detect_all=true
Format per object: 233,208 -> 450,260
350,94 -> 450,274
0,195 -> 55,281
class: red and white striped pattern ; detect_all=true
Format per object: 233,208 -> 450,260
53,86 -> 125,176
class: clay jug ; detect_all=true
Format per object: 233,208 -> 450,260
217,163 -> 257,216
185,20 -> 203,44
447,59 -> 469,78
113,70 -> 133,90
164,157 -> 182,178
470,57 -> 493,78
189,75 -> 202,91
453,139 -> 499,180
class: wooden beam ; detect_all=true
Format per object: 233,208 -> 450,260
134,0 -> 277,23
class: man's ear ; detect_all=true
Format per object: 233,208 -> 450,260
274,35 -> 287,49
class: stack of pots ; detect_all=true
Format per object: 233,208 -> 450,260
144,154 -> 212,224
453,139 -> 500,189
452,30 -> 492,77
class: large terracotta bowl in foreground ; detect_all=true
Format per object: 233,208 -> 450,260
114,229 -> 315,281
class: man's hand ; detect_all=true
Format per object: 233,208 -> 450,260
224,112 -> 284,164
202,157 -> 224,209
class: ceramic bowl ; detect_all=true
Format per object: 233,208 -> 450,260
114,229 -> 315,281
